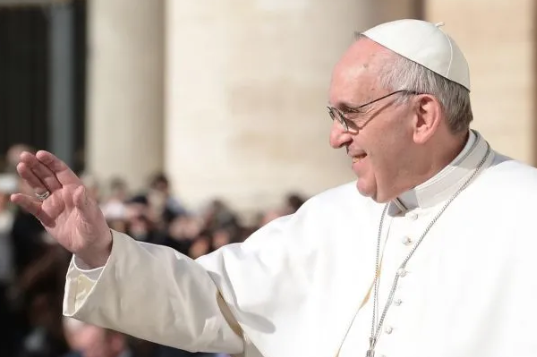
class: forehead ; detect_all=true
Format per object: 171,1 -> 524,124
329,38 -> 391,106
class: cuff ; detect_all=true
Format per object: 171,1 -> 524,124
73,255 -> 104,281
63,260 -> 100,316
63,231 -> 117,316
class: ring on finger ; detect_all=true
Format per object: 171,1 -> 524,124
35,190 -> 51,201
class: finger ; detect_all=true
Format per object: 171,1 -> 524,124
20,152 -> 62,192
10,193 -> 55,226
16,162 -> 49,195
35,150 -> 82,187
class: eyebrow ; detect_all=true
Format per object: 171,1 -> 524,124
328,99 -> 362,109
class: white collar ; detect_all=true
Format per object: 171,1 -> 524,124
390,130 -> 491,214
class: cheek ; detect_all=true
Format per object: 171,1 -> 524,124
367,130 -> 408,174
358,111 -> 413,170
367,147 -> 395,181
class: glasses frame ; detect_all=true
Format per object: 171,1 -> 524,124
327,89 -> 423,133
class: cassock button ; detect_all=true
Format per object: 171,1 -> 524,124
408,212 -> 418,220
397,268 -> 407,277
402,236 -> 412,245
385,326 -> 394,334
394,299 -> 402,306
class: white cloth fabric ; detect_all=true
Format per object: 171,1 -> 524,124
63,130 -> 537,357
361,19 -> 471,90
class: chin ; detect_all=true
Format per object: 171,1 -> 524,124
355,179 -> 376,199
355,180 -> 393,204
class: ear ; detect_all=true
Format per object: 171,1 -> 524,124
412,94 -> 443,144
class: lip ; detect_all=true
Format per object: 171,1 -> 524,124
351,153 -> 367,163
351,154 -> 368,173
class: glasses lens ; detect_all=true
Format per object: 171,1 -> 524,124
328,108 -> 336,120
328,107 -> 348,131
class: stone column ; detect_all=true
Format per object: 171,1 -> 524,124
425,0 -> 536,165
164,1 -> 418,217
85,0 -> 164,193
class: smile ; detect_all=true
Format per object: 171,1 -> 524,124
352,154 -> 367,163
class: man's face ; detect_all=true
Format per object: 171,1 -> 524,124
328,39 -> 417,202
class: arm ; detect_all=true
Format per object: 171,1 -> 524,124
61,188 -> 346,357
11,150 -> 338,357
10,151 -> 245,354
63,230 -> 244,354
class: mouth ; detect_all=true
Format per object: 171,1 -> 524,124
352,153 -> 367,163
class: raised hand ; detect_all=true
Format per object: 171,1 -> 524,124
10,150 -> 112,268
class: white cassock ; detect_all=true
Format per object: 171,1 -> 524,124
63,130 -> 537,357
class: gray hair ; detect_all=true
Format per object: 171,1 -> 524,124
356,35 -> 474,133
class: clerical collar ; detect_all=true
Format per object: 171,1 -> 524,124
391,130 -> 491,213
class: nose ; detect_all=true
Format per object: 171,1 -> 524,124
329,120 -> 352,149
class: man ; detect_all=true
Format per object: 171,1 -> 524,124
10,19 -> 537,357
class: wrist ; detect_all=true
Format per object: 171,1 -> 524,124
77,229 -> 113,269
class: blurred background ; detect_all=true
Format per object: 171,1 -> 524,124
0,0 -> 535,356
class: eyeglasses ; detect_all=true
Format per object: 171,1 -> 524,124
327,89 -> 422,133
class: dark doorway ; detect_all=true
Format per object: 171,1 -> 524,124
0,0 -> 87,173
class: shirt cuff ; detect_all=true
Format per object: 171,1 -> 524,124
72,255 -> 105,281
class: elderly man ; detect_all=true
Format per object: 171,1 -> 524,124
10,19 -> 537,357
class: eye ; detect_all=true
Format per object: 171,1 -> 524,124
340,106 -> 365,118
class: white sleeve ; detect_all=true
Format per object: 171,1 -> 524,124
63,230 -> 244,354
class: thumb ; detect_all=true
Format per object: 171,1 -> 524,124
72,185 -> 112,266
73,184 -> 109,237
73,185 -> 97,217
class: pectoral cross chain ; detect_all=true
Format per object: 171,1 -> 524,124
365,337 -> 376,357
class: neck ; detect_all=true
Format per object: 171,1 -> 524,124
394,130 -> 470,201
387,129 -> 487,213
424,130 -> 469,182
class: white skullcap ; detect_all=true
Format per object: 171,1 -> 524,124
361,19 -> 471,91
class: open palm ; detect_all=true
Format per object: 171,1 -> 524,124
11,151 -> 112,267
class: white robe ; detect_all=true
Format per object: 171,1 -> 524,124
63,130 -> 537,357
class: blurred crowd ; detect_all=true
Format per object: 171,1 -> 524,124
0,144 -> 306,357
